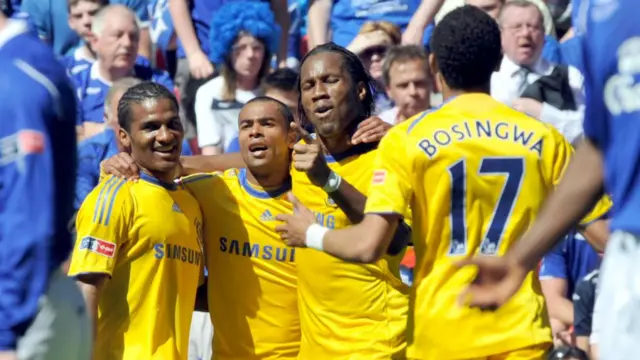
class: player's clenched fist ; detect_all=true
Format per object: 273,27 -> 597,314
291,122 -> 332,187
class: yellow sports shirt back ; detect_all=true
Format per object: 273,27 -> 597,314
68,173 -> 204,360
181,169 -> 300,360
365,93 -> 563,359
291,143 -> 410,359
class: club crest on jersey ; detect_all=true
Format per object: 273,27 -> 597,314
79,236 -> 116,258
605,37 -> 640,116
372,170 -> 386,185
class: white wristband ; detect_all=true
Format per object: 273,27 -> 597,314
305,223 -> 329,251
322,171 -> 342,193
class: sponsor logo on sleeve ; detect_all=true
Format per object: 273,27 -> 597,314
79,236 -> 117,258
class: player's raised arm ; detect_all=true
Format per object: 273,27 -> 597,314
291,122 -> 369,223
277,126 -> 413,262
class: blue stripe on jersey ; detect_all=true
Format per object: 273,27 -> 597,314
98,178 -> 124,225
104,180 -> 127,225
93,176 -> 117,223
239,168 -> 291,199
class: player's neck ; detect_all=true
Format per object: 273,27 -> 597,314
442,85 -> 490,101
245,167 -> 290,190
318,118 -> 360,155
140,167 -> 179,186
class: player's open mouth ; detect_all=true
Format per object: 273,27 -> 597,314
248,143 -> 268,157
314,105 -> 333,116
154,145 -> 178,157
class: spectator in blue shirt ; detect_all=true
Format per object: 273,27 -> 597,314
21,0 -> 151,58
75,77 -> 192,209
0,12 -> 90,359
72,4 -> 173,140
62,0 -> 151,77
539,229 -> 603,346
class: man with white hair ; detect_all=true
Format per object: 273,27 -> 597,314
491,0 -> 584,143
72,4 -> 173,139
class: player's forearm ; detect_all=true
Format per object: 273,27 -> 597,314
322,215 -> 398,263
169,0 -> 201,56
307,0 -> 332,48
578,219 -> 609,253
510,140 -> 605,270
328,179 -> 366,224
180,153 -> 244,175
76,278 -> 103,345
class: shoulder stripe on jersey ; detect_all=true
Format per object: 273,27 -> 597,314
181,173 -> 214,184
14,59 -> 62,119
104,179 -> 127,226
97,178 -> 125,225
407,95 -> 458,134
93,176 -> 117,223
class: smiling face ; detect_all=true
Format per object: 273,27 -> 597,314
238,100 -> 294,174
299,51 -> 366,140
118,97 -> 183,177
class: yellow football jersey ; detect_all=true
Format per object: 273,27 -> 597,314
181,169 -> 300,360
68,173 -> 204,360
365,93 -> 565,359
291,143 -> 410,359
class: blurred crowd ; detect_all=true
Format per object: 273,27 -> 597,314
6,0 -> 603,359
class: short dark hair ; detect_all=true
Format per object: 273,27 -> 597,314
297,42 -> 377,126
262,68 -> 298,94
430,5 -> 502,91
244,96 -> 294,127
118,82 -> 179,131
548,346 -> 589,360
382,45 -> 430,85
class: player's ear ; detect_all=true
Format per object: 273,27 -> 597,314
118,127 -> 131,150
428,54 -> 444,94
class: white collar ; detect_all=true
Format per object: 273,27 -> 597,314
74,45 -> 96,62
90,61 -> 137,86
0,19 -> 30,50
500,55 -> 551,77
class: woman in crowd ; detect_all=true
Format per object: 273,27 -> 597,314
347,21 -> 401,114
194,1 -> 280,155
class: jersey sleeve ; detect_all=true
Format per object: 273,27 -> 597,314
579,194 -> 612,225
547,127 -> 575,187
539,238 -> 569,280
75,141 -> 100,210
68,176 -> 132,277
365,127 -> 414,216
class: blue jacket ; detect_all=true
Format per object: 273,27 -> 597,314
0,20 -> 76,350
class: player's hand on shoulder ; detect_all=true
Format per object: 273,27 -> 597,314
455,255 -> 528,310
291,122 -> 332,187
100,152 -> 140,181
512,98 -> 543,119
351,116 -> 391,145
275,192 -> 317,247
